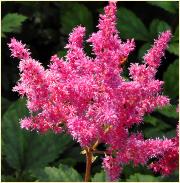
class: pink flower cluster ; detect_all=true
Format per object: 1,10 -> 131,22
8,2 -> 178,181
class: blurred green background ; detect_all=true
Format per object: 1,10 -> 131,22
1,1 -> 179,182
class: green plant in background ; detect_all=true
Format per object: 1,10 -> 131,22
2,13 -> 27,38
57,2 -> 94,58
117,1 -> 179,58
147,1 -> 178,14
1,1 -> 179,182
2,99 -> 84,181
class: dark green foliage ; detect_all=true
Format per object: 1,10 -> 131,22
2,99 -> 75,180
2,13 -> 27,37
91,171 -> 107,182
60,2 -> 93,36
57,50 -> 67,58
117,7 -> 149,41
1,97 -> 11,115
164,59 -> 179,98
1,1 -> 179,182
127,173 -> 160,182
150,19 -> 171,38
58,146 -> 84,167
138,43 -> 151,59
146,1 -> 178,14
168,26 -> 179,56
34,164 -> 83,181
156,105 -> 178,118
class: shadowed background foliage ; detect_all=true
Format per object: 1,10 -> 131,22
1,1 -> 179,182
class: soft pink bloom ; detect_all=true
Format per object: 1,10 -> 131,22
149,128 -> 179,175
8,38 -> 31,59
8,1 -> 178,181
144,31 -> 172,68
103,156 -> 122,181
20,117 -> 33,130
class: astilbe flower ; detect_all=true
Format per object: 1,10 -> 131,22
149,132 -> 179,175
8,2 -> 178,181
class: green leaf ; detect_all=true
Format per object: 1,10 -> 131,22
34,164 -> 82,181
1,97 -> 11,116
168,26 -> 179,56
2,98 -> 74,171
144,116 -> 171,129
2,13 -> 27,36
144,115 -> 172,138
1,32 -> 6,38
168,42 -> 179,56
117,7 -> 149,41
146,1 -> 178,14
144,115 -> 158,126
98,8 -> 104,14
57,50 -> 67,58
127,173 -> 160,182
165,129 -> 176,138
172,26 -> 179,42
149,19 -> 171,39
91,171 -> 107,182
60,3 -> 93,35
123,163 -> 152,179
149,19 -> 160,38
1,175 -> 18,182
144,128 -> 164,139
156,105 -> 178,119
157,21 -> 171,34
163,59 -> 179,98
138,42 -> 151,59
